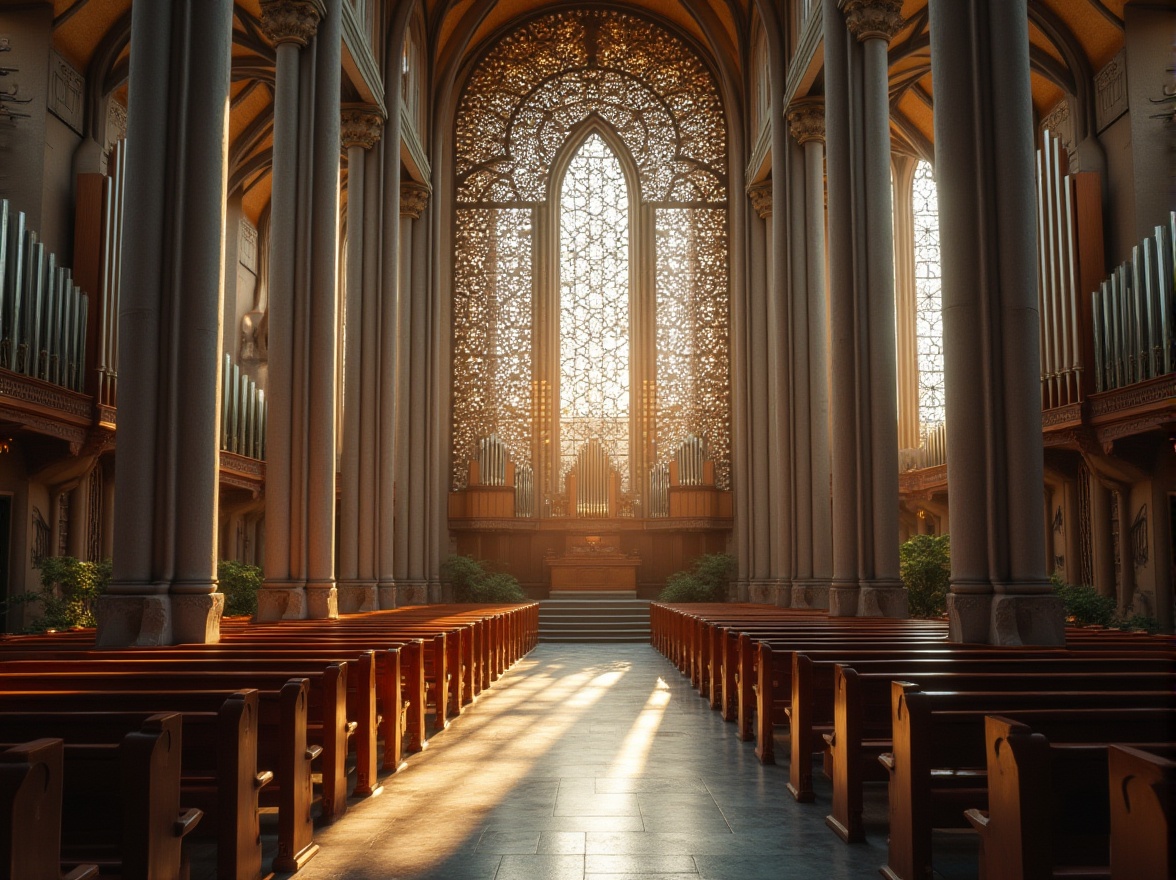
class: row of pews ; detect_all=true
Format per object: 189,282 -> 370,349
0,602 -> 539,879
650,602 -> 1175,880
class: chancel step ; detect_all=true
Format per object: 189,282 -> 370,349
539,595 -> 651,643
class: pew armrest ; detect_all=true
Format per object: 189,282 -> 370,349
62,866 -> 99,880
963,808 -> 989,832
255,769 -> 275,789
174,807 -> 203,838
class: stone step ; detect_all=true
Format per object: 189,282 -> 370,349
538,594 -> 651,643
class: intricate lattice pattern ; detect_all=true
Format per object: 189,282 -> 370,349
451,8 -> 730,500
559,135 -> 631,488
452,208 -> 534,487
455,10 -> 726,205
912,160 -> 945,435
656,207 -> 730,488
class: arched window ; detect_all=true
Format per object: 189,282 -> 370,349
912,159 -> 944,434
451,9 -> 730,516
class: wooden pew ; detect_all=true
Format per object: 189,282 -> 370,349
0,739 -> 97,880
26,714 -> 203,880
0,695 -> 267,880
880,682 -> 1176,880
1108,744 -> 1175,880
0,662 -> 351,825
0,681 -> 318,874
825,661 -> 1175,842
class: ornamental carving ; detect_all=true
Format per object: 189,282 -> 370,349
340,107 -> 383,151
840,0 -> 904,43
747,183 -> 772,219
399,182 -> 430,219
787,99 -> 825,145
260,0 -> 321,48
452,9 -> 731,499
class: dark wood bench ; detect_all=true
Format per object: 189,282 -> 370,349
0,738 -> 98,880
0,695 -> 268,880
1,714 -> 202,880
880,682 -> 1176,880
1108,743 -> 1175,880
0,680 -> 318,874
824,660 -> 1175,842
964,715 -> 1174,880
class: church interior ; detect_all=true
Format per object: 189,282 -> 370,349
0,0 -> 1173,878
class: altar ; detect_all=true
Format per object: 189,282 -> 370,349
545,535 -> 641,592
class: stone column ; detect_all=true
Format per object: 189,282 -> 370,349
97,0 -> 233,645
337,106 -> 383,613
824,0 -> 907,618
407,186 -> 431,594
256,0 -> 340,621
787,99 -> 833,610
391,182 -> 430,606
930,0 -> 1064,644
746,183 -> 774,604
891,155 -> 921,450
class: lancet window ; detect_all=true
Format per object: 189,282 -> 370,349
451,9 -> 730,516
912,159 -> 944,435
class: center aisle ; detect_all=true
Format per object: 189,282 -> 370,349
286,643 -> 887,880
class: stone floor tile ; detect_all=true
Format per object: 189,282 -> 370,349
585,854 -> 699,874
495,854 -> 586,880
537,831 -> 588,854
475,831 -> 541,854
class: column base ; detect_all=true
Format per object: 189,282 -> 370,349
790,580 -> 830,610
337,581 -> 378,614
828,582 -> 861,617
771,580 -> 793,607
305,582 -> 339,619
858,581 -> 909,618
947,592 -> 1066,646
95,593 -> 172,646
256,582 -> 309,621
747,579 -> 776,604
426,581 -> 443,604
733,580 -> 750,602
171,592 -> 224,644
399,581 -> 428,607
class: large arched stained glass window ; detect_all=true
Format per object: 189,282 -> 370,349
451,9 -> 729,516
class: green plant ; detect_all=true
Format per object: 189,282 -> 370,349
5,556 -> 111,632
1049,571 -> 1161,633
658,553 -> 734,602
440,555 -> 526,603
899,534 -> 950,618
217,559 -> 262,617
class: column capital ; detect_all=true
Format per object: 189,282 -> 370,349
840,0 -> 904,43
260,0 -> 323,48
400,181 -> 431,219
341,105 -> 384,151
747,181 -> 772,219
787,98 -> 826,146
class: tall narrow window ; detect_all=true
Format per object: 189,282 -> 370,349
558,134 -> 631,488
912,159 -> 944,434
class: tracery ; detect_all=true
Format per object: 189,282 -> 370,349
451,8 -> 730,508
912,159 -> 944,436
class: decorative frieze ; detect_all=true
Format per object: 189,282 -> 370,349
840,0 -> 903,43
399,181 -> 430,219
1040,99 -> 1078,171
340,105 -> 384,151
787,98 -> 825,146
48,50 -> 84,136
239,219 -> 258,273
1095,49 -> 1128,133
260,0 -> 322,47
747,182 -> 772,219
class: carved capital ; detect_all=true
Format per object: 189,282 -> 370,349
840,0 -> 903,43
787,98 -> 825,145
400,182 -> 430,218
341,105 -> 384,151
747,182 -> 772,219
260,0 -> 322,48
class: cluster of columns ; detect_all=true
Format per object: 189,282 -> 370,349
255,0 -> 343,621
740,0 -> 1063,643
95,0 -> 234,645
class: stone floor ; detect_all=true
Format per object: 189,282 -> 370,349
272,643 -> 976,880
